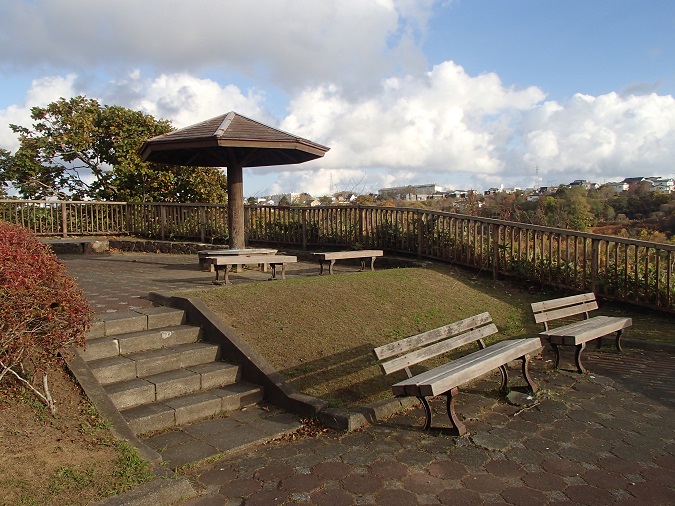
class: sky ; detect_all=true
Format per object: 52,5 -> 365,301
0,0 -> 674,198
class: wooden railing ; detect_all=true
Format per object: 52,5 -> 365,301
2,200 -> 673,312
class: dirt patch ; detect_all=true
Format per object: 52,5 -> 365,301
0,365 -> 153,506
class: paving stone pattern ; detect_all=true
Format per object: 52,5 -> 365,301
175,350 -> 675,505
60,252 -> 675,505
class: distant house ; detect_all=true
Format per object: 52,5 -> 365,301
605,181 -> 629,193
378,183 -> 443,201
647,177 -> 674,193
622,177 -> 651,191
569,179 -> 598,190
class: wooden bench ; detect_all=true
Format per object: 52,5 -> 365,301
373,313 -> 542,436
531,292 -> 632,374
40,237 -> 109,254
204,254 -> 297,285
312,250 -> 383,275
197,248 -> 278,271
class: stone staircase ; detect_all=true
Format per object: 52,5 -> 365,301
80,307 -> 264,436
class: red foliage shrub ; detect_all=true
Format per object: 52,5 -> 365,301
0,222 -> 91,377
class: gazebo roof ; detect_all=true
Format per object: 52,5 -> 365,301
138,111 -> 329,168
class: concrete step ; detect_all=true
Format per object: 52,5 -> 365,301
88,342 -> 220,385
104,362 -> 241,410
121,382 -> 264,435
79,325 -> 202,362
88,307 -> 187,338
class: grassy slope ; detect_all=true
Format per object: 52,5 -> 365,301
187,265 -> 675,409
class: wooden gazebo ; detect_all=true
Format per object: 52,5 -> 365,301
138,112 -> 329,249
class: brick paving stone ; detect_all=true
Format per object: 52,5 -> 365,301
280,474 -> 322,493
181,495 -> 240,506
427,460 -> 469,480
484,459 -> 526,478
197,468 -> 239,486
436,487 -> 482,505
395,448 -> 436,467
311,461 -> 353,479
626,482 -> 675,504
460,473 -> 506,493
254,462 -> 295,481
400,473 -> 449,495
449,445 -> 491,468
505,447 -> 547,466
610,442 -> 657,463
563,484 -> 614,505
581,469 -> 630,489
499,487 -> 548,506
309,488 -> 354,506
341,447 -> 382,466
653,454 -> 675,470
370,460 -> 410,480
555,446 -> 605,465
245,488 -> 289,505
521,471 -> 567,491
219,478 -> 261,498
541,458 -> 585,477
342,473 -> 384,495
521,435 -> 560,453
471,432 -> 510,452
374,488 -> 419,506
639,466 -> 675,487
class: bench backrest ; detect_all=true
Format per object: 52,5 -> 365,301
373,312 -> 498,377
531,292 -> 598,330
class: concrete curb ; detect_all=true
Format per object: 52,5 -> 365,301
94,477 -> 197,506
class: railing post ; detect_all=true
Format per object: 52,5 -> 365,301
492,223 -> 500,280
417,210 -> 423,260
160,204 -> 166,241
302,208 -> 308,250
200,206 -> 206,243
591,238 -> 599,293
61,201 -> 68,237
125,203 -> 131,235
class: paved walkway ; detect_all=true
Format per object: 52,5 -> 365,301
61,252 -> 675,505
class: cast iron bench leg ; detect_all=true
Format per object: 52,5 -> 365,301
575,342 -> 587,374
615,329 -> 624,352
521,354 -> 539,394
419,396 -> 432,430
498,365 -> 509,394
318,260 -> 325,275
551,343 -> 561,369
445,388 -> 466,436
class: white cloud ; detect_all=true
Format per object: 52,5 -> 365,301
0,0 -> 431,93
2,65 -> 674,197
0,74 -> 78,151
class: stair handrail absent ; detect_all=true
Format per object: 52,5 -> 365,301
1,199 -> 673,313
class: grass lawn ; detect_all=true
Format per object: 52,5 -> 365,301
185,264 -> 675,409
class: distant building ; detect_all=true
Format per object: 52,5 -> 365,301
378,183 -> 444,201
604,181 -> 629,193
647,177 -> 674,193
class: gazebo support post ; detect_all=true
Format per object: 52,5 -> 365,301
227,165 -> 245,250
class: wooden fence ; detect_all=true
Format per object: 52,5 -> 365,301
2,199 -> 673,312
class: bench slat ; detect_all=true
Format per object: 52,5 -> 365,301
532,300 -> 598,324
391,338 -> 542,397
373,312 -> 492,360
540,316 -> 632,345
206,255 -> 297,265
314,250 -> 383,260
531,292 -> 596,313
379,324 -> 498,375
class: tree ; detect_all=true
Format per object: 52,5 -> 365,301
2,96 -> 227,203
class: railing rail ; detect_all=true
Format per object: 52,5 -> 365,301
2,199 -> 673,312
